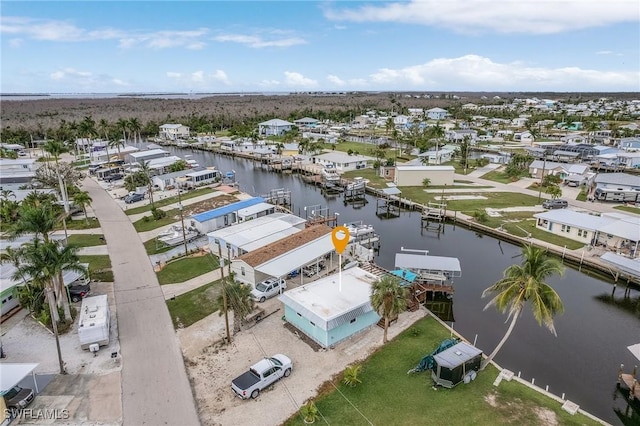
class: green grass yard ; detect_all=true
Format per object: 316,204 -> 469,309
67,234 -> 105,247
480,170 -> 517,184
614,205 -> 640,215
132,208 -> 180,232
78,255 -> 113,282
63,217 -> 100,230
143,238 -> 174,255
125,187 -> 215,215
156,253 -> 220,285
396,188 -> 541,211
166,280 -> 221,328
285,316 -> 599,426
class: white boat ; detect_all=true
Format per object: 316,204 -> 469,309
321,165 -> 340,182
345,221 -> 378,243
157,225 -> 201,246
346,177 -> 367,191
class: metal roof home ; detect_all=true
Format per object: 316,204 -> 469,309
191,197 -> 266,223
594,173 -> 640,188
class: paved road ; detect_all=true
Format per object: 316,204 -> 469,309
84,177 -> 200,426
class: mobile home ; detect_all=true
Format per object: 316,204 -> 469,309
78,295 -> 110,350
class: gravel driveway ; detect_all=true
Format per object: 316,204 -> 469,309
179,296 -> 427,426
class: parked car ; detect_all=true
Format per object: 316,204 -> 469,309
124,192 -> 145,204
251,277 -> 286,302
104,173 -> 124,182
231,354 -> 292,399
542,199 -> 568,209
68,282 -> 91,302
2,386 -> 35,410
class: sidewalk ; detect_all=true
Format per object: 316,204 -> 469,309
161,269 -> 222,300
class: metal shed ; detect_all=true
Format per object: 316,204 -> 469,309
431,341 -> 483,388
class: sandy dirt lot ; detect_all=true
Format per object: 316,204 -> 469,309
179,296 -> 427,426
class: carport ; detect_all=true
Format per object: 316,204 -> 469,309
255,233 -> 335,285
1,363 -> 40,395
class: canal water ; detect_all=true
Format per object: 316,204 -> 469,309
145,145 -> 639,424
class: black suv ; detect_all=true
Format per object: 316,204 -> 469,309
104,173 -> 124,182
68,282 -> 91,302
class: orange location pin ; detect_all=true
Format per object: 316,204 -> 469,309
331,226 -> 350,254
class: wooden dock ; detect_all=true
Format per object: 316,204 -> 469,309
619,372 -> 640,401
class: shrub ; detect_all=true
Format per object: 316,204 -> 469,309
342,364 -> 362,387
151,207 -> 166,220
299,401 -> 319,424
473,210 -> 488,223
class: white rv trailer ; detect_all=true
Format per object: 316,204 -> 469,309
78,295 -> 110,350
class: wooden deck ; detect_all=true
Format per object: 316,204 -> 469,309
619,373 -> 640,400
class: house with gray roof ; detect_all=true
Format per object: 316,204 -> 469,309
258,119 -> 294,136
534,210 -> 639,257
159,123 -> 190,140
594,173 -> 640,191
528,160 -> 590,180
426,107 -> 449,120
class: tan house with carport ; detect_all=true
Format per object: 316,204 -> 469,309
392,165 -> 455,187
231,225 -> 335,287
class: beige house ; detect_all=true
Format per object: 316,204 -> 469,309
393,165 -> 455,187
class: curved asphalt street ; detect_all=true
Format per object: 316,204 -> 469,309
83,177 -> 200,426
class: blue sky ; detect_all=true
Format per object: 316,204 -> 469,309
2,1 -> 639,93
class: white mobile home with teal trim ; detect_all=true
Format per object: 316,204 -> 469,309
278,266 -> 380,348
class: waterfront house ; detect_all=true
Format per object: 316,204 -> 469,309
159,124 -> 190,141
89,145 -> 139,163
190,197 -> 266,234
127,149 -> 170,164
619,137 -> 640,151
151,168 -> 202,191
393,165 -> 454,187
417,148 -> 454,165
178,168 -> 221,188
231,225 -> 333,287
294,117 -> 320,128
534,210 -> 640,257
426,108 -> 449,120
445,129 -> 478,144
258,119 -> 294,136
278,266 -> 381,349
311,152 -> 373,172
207,212 -> 305,261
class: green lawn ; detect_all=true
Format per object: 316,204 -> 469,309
480,170 -> 517,184
78,255 -> 113,282
156,253 -> 220,285
614,205 -> 640,215
285,316 -> 599,426
323,141 -> 415,161
166,280 -> 222,328
125,187 -> 215,215
341,169 -> 387,189
143,238 -> 174,255
67,234 -> 105,247
62,217 -> 100,230
397,188 -> 542,211
132,208 -> 180,232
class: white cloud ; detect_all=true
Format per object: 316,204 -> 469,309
596,50 -> 613,55
166,72 -> 182,78
323,0 -> 640,34
48,67 -> 129,89
112,79 -> 129,87
259,79 -> 281,87
284,72 -> 318,88
327,75 -> 346,86
50,68 -> 92,80
211,70 -> 230,85
214,33 -> 306,48
365,54 -> 639,91
165,69 -> 231,86
8,38 -> 23,48
191,71 -> 205,82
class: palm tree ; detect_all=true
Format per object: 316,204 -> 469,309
14,239 -> 67,373
116,118 -> 129,144
98,118 -> 110,141
72,190 -> 93,225
43,139 -> 71,215
216,280 -> 255,333
370,275 -> 407,343
0,189 -> 15,201
46,240 -> 86,321
78,115 -> 97,151
139,160 -> 155,207
545,184 -> 562,200
9,202 -> 60,243
109,139 -> 125,162
481,245 -> 564,369
128,117 -> 142,143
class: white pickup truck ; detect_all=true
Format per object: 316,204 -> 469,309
231,354 -> 293,399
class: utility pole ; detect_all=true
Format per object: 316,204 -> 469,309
177,189 -> 188,256
217,244 -> 231,344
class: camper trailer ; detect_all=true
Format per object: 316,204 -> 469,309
431,341 -> 483,388
78,295 -> 110,350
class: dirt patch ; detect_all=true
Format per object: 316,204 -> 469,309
183,194 -> 238,216
283,321 -> 323,352
534,407 -> 558,426
484,391 -> 558,426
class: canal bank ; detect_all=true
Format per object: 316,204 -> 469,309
135,142 -> 639,425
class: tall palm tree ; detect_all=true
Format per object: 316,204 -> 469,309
109,139 -> 125,163
43,139 -> 71,215
481,245 -> 564,369
116,118 -> 129,144
216,280 -> 255,333
128,118 -> 142,143
139,160 -> 155,207
370,275 -> 407,343
46,240 -> 86,321
98,118 -> 110,141
71,190 -> 93,225
78,115 -> 97,152
14,239 -> 67,373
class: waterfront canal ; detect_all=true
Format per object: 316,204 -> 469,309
147,145 -> 640,424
